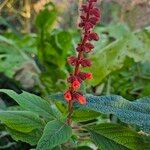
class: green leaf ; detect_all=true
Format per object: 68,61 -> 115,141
72,109 -> 100,122
0,89 -> 58,120
0,111 -> 44,133
49,93 -> 150,133
0,39 -> 30,77
90,26 -> 150,85
55,102 -> 100,122
55,31 -> 72,51
35,3 -> 57,31
36,120 -> 72,150
7,128 -> 42,146
87,123 -> 150,150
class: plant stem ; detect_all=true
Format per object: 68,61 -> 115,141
67,100 -> 73,125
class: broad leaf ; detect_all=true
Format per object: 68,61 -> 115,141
36,120 -> 72,150
0,89 -> 58,120
7,128 -> 42,146
0,111 -> 44,133
49,93 -> 150,133
87,123 -> 150,150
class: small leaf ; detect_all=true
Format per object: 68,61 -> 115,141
0,111 -> 44,133
36,120 -> 72,150
87,123 -> 150,150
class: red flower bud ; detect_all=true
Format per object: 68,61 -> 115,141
78,95 -> 86,104
85,22 -> 93,30
64,90 -> 72,101
67,56 -> 77,66
76,44 -> 84,52
67,75 -> 76,83
89,32 -> 99,41
80,58 -> 92,67
81,4 -> 88,12
84,43 -> 94,52
72,79 -> 80,89
90,8 -> 100,18
89,17 -> 99,25
86,72 -> 93,79
80,15 -> 86,20
77,72 -> 87,80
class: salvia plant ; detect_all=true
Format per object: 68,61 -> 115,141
0,0 -> 150,150
64,0 -> 100,125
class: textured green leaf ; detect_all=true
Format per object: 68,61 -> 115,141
0,89 -> 58,120
84,95 -> 150,133
87,123 -> 150,150
90,26 -> 150,85
49,93 -> 150,133
36,120 -> 72,150
0,111 -> 44,133
7,128 -> 42,146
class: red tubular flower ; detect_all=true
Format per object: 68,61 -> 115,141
64,90 -> 72,101
85,72 -> 93,79
72,79 -> 81,89
64,0 -> 101,105
78,95 -> 87,104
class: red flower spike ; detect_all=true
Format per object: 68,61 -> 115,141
72,79 -> 81,89
64,0 -> 100,107
64,91 -> 72,102
89,32 -> 99,41
86,73 -> 93,79
78,95 -> 87,104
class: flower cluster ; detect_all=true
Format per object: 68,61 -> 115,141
64,0 -> 100,104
